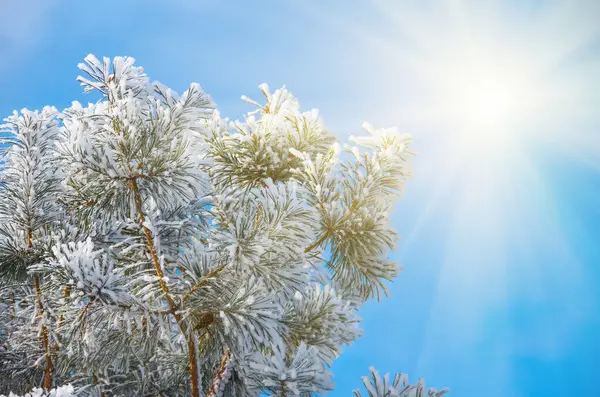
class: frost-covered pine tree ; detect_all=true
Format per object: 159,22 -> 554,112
0,55 -> 447,397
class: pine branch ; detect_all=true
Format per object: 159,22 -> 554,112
182,263 -> 227,302
304,232 -> 329,254
129,176 -> 201,397
9,291 -> 15,320
33,275 -> 53,391
28,225 -> 54,391
205,348 -> 231,397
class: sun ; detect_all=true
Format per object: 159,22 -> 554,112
447,68 -> 528,153
458,77 -> 515,130
438,52 -> 541,142
413,39 -> 553,159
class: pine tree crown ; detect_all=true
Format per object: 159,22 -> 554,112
0,55 -> 446,397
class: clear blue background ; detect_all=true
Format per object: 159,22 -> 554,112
1,1 -> 598,395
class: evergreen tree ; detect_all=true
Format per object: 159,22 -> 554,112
0,55 -> 447,396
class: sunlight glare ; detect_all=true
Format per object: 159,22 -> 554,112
458,76 -> 515,130
438,55 -> 541,154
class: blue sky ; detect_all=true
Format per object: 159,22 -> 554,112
1,1 -> 599,396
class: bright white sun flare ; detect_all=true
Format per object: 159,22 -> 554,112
434,54 -> 545,153
457,77 -> 515,129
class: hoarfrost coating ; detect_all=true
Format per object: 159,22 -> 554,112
0,55 -> 446,396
